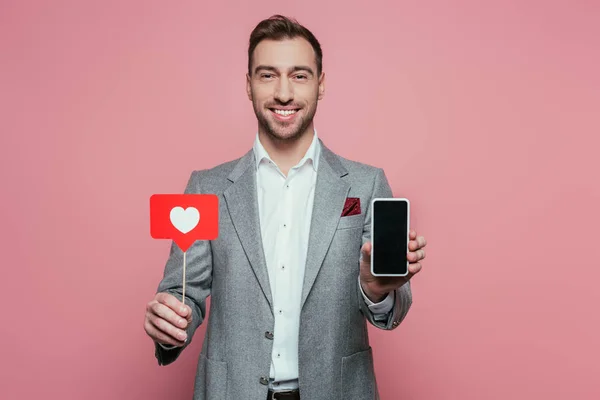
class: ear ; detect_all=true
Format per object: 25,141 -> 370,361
246,73 -> 252,101
318,71 -> 325,100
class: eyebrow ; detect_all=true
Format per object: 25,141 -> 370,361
253,65 -> 315,77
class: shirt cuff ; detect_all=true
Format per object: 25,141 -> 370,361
358,275 -> 395,314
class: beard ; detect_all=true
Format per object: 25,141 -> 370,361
253,98 -> 318,143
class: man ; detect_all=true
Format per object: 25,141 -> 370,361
144,15 -> 427,400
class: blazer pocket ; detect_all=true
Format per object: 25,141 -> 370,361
336,214 -> 364,230
194,353 -> 228,400
341,347 -> 377,400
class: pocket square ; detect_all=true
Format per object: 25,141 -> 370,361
341,197 -> 361,217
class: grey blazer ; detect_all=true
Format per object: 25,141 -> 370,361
154,139 -> 412,400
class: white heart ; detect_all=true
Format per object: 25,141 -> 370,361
169,206 -> 200,234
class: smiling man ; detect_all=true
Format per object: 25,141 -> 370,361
144,15 -> 427,400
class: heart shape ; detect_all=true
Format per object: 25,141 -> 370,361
169,206 -> 200,234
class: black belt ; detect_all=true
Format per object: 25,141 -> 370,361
266,388 -> 300,400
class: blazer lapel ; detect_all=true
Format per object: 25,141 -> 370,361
223,149 -> 273,314
300,140 -> 350,310
223,140 -> 350,314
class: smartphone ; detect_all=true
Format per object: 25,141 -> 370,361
371,198 -> 410,276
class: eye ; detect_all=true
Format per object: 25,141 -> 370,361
260,73 -> 274,79
295,74 -> 307,80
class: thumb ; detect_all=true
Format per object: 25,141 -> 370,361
360,241 -> 371,263
183,304 -> 192,317
181,304 -> 193,324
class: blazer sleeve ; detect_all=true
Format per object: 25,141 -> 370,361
153,170 -> 214,366
358,168 -> 413,331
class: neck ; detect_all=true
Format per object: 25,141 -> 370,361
258,123 -> 315,173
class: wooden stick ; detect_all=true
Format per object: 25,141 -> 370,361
182,250 -> 186,305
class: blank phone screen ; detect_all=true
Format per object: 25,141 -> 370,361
372,200 -> 408,275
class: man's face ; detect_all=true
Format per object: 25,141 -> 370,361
247,37 -> 325,142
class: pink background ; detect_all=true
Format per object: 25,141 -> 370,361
1,1 -> 599,399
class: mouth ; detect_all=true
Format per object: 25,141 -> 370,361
269,107 -> 300,121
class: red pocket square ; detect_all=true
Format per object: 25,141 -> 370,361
341,197 -> 361,217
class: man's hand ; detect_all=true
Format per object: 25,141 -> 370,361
360,229 -> 427,302
144,292 -> 193,347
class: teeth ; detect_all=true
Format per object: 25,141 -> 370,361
273,109 -> 297,116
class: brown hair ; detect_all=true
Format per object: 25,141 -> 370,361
248,15 -> 323,77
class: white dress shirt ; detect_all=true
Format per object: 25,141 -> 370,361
159,130 -> 395,390
253,130 -> 394,390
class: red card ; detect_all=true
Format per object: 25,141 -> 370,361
150,194 -> 219,252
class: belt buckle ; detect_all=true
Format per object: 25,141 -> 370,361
269,389 -> 295,400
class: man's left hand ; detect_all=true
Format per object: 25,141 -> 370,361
359,229 -> 427,302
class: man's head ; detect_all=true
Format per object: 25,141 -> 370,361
246,15 -> 325,142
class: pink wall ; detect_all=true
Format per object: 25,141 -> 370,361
2,1 -> 599,399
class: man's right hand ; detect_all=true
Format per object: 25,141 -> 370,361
144,292 -> 193,348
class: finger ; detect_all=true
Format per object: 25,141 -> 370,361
408,262 -> 422,275
407,251 -> 419,262
156,292 -> 191,318
149,301 -> 188,329
145,319 -> 185,347
408,236 -> 427,251
408,249 -> 426,261
409,230 -> 417,240
148,312 -> 188,343
408,240 -> 419,251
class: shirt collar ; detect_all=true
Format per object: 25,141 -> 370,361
252,129 -> 320,172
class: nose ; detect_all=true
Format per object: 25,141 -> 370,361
274,77 -> 293,103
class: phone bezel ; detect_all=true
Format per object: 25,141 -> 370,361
370,197 -> 410,277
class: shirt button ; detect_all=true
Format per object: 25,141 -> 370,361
260,376 -> 269,385
281,265 -> 285,270
265,331 -> 274,340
